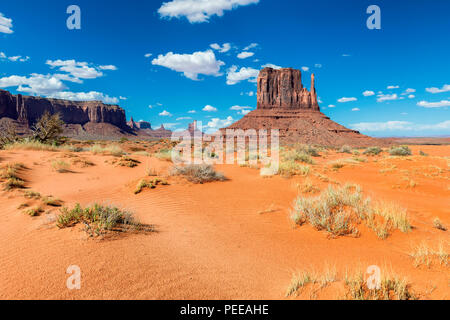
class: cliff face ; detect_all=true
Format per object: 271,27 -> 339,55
0,89 -> 128,129
257,68 -> 319,111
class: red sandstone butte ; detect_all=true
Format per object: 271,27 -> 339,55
225,67 -> 383,146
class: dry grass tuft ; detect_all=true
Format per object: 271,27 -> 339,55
433,217 -> 447,231
291,184 -> 411,239
51,160 -> 71,173
278,161 -> 310,178
409,242 -> 448,268
171,164 -> 226,184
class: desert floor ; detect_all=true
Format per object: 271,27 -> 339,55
0,142 -> 448,300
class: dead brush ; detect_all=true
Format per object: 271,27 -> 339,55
171,164 -> 226,184
433,217 -> 447,231
115,156 -> 141,168
409,242 -> 448,268
1,162 -> 26,190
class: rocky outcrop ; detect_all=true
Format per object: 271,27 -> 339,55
224,68 -> 382,147
257,68 -> 319,111
137,121 -> 152,130
0,89 -> 128,129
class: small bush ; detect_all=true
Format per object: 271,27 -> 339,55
419,150 -> 428,157
42,196 -> 63,207
278,161 -> 310,178
24,190 -> 41,199
283,149 -> 314,164
57,203 -> 141,237
31,111 -> 65,144
339,145 -> 352,154
116,156 -> 140,168
52,160 -> 71,173
25,207 -> 44,217
389,145 -> 412,156
363,147 -> 382,156
134,179 -> 155,194
90,144 -> 124,157
154,149 -> 173,162
171,164 -> 226,184
433,217 -> 447,231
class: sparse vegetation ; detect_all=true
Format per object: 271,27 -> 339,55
339,145 -> 352,154
282,149 -> 314,164
25,206 -> 44,217
171,164 -> 226,184
291,184 -> 411,239
57,203 -> 142,237
278,161 -> 310,178
389,145 -> 412,156
134,178 -> 168,194
344,269 -> 416,300
52,160 -> 71,173
1,163 -> 26,190
433,217 -> 447,231
419,150 -> 429,156
90,144 -> 124,157
42,196 -> 63,207
115,156 -> 141,168
154,149 -> 173,162
409,242 -> 448,268
363,147 -> 382,156
24,190 -> 41,199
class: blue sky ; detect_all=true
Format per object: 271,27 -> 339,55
0,0 -> 449,136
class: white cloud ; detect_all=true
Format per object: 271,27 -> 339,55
203,105 -> 218,112
158,0 -> 260,23
404,88 -> 416,94
387,85 -> 399,89
188,110 -> 196,113
119,96 -> 127,100
338,97 -> 357,103
144,53 -> 153,58
328,104 -> 336,108
342,54 -> 351,57
176,116 -> 192,120
237,51 -> 254,59
301,66 -> 309,72
159,110 -> 173,116
0,13 -> 13,34
243,43 -> 258,51
352,108 -> 360,111
351,120 -> 450,132
152,50 -> 224,80
230,105 -> 252,111
0,74 -> 67,96
210,43 -> 231,53
226,65 -> 259,85
0,52 -> 30,62
408,94 -> 415,99
377,93 -> 398,102
206,116 -> 234,132
362,90 -> 375,97
261,63 -> 281,70
417,100 -> 450,108
48,91 -> 119,104
98,65 -> 118,70
314,63 -> 322,68
426,84 -> 450,94
46,59 -> 108,81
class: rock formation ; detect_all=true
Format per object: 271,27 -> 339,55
225,68 -> 381,146
0,89 -> 173,139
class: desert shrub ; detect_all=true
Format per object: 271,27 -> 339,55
278,161 -> 310,178
352,150 -> 360,156
433,217 -> 447,231
116,156 -> 140,168
339,145 -> 352,154
24,190 -> 41,199
344,270 -> 415,300
171,164 -> 226,184
89,144 -> 124,157
57,203 -> 141,236
134,178 -> 168,194
363,147 -> 382,156
291,184 -> 410,239
295,144 -> 320,157
31,111 -> 65,144
25,207 -> 44,217
3,140 -> 62,151
0,121 -> 20,148
1,163 -> 26,190
301,179 -> 320,194
52,160 -> 71,173
419,150 -> 428,156
154,149 -> 173,162
42,196 -> 63,207
282,149 -> 314,164
389,145 -> 412,156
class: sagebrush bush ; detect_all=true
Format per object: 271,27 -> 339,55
339,145 -> 352,154
171,164 -> 226,184
278,161 -> 310,178
389,145 -> 412,156
57,203 -> 141,237
363,147 -> 382,156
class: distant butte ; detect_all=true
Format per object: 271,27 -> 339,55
225,67 -> 382,146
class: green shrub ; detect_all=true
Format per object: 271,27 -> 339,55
363,147 -> 382,156
339,145 -> 352,154
389,145 -> 412,156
